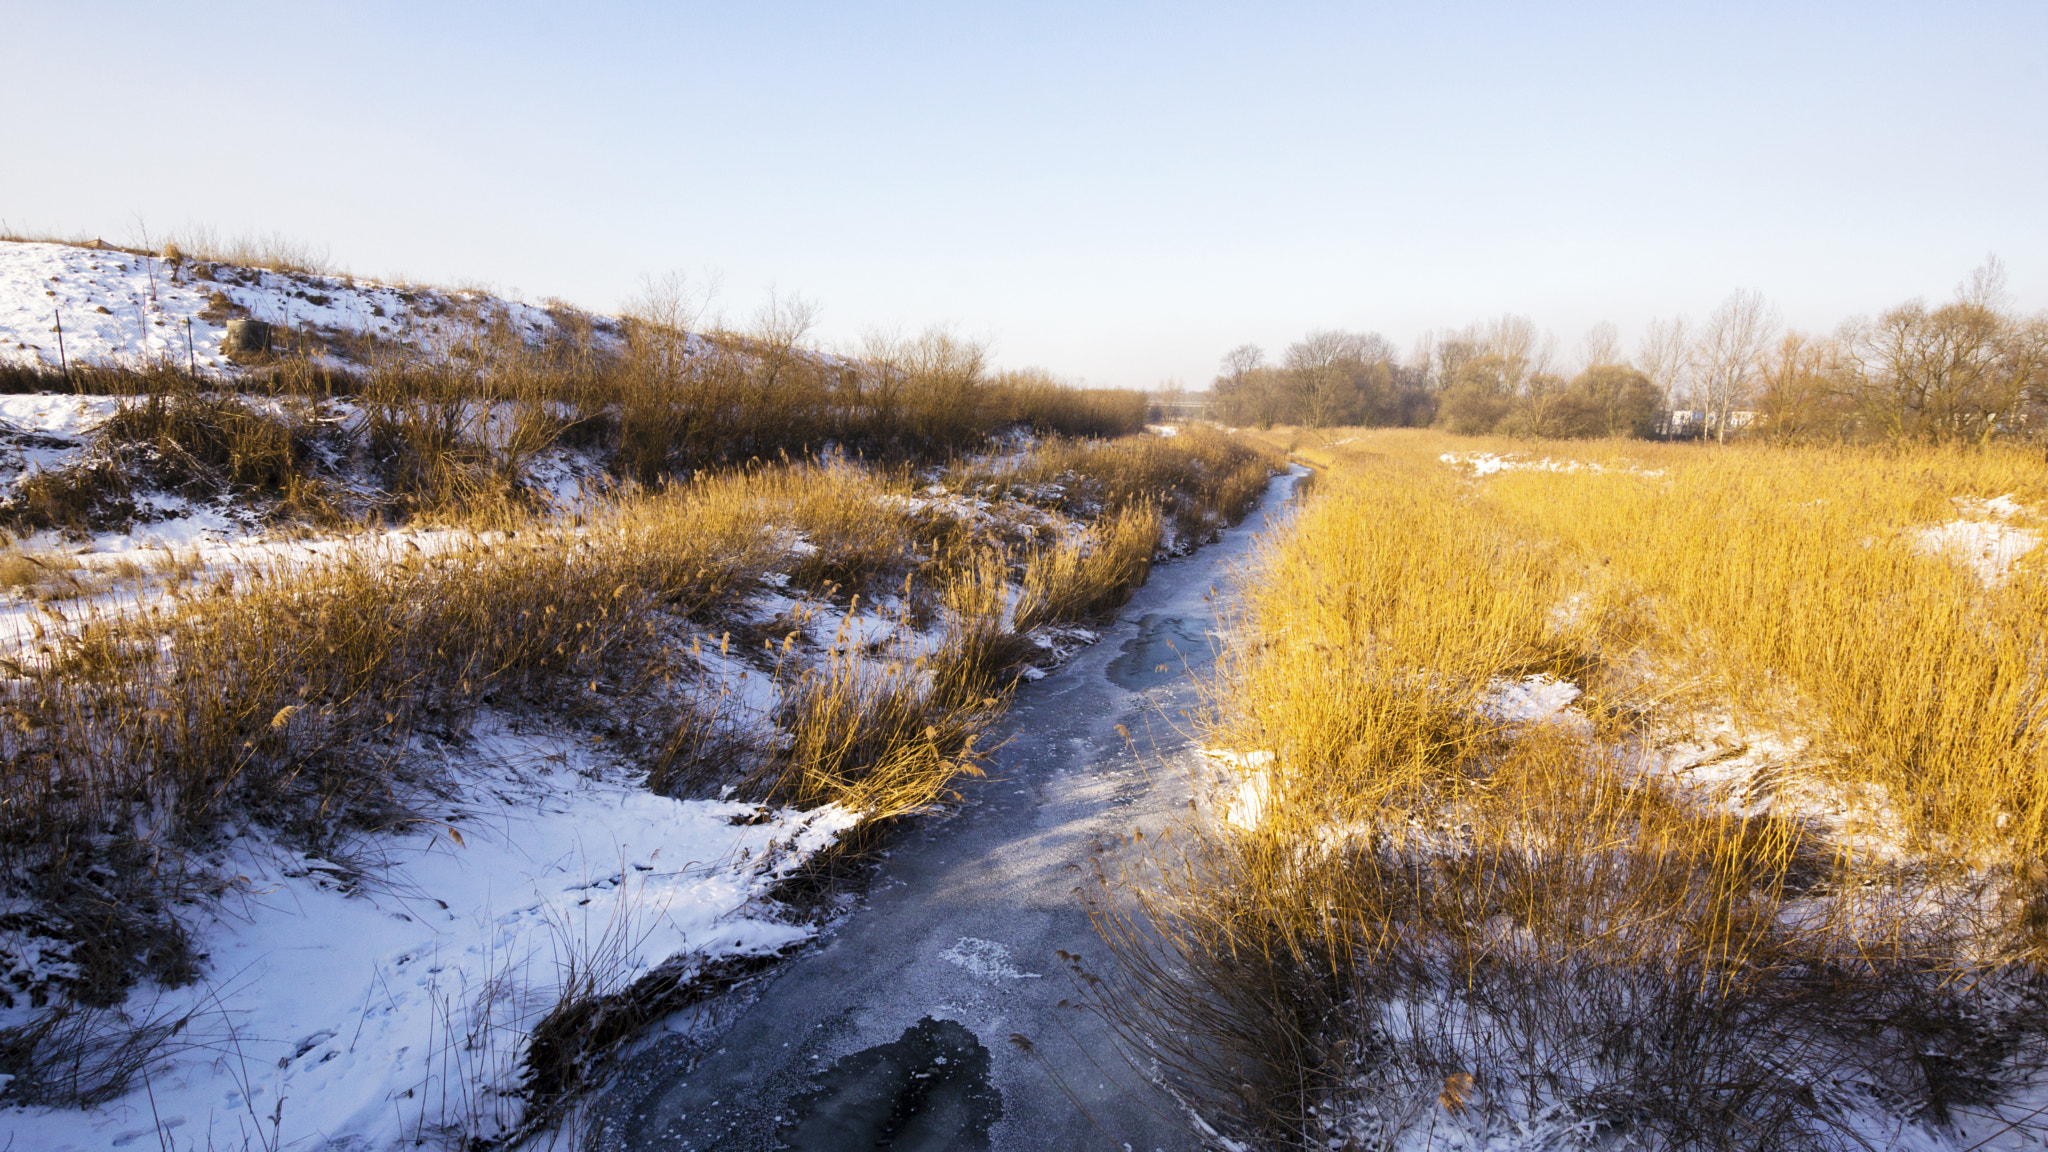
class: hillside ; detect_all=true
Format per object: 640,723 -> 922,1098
1,238 -> 608,377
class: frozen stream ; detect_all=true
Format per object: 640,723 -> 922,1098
596,468 -> 1307,1152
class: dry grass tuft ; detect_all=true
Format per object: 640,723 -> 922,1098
1014,503 -> 1162,632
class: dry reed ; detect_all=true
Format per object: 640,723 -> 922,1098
1086,428 -> 2048,1149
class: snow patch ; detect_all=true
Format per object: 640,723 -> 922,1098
3,716 -> 859,1152
1480,674 -> 1587,727
0,238 -> 615,377
937,937 -> 1041,981
1912,493 -> 2039,587
1202,748 -> 1277,829
1440,451 -> 1663,479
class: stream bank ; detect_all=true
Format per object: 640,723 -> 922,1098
596,467 -> 1307,1152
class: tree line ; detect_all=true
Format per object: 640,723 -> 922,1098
1204,259 -> 2047,443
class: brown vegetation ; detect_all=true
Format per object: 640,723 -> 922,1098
1086,429 -> 2048,1149
1204,259 -> 2047,444
0,421 -> 1279,1107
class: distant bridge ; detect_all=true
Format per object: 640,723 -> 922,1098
1148,395 -> 1209,421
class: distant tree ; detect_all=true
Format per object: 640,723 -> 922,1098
1430,332 -> 1482,397
1284,330 -> 1360,429
1836,258 -> 2048,442
1555,365 -> 1663,438
1431,316 -> 1558,435
1210,344 -> 1282,426
1575,321 -> 1623,372
1693,290 -> 1779,441
1221,343 -> 1264,384
1437,353 -> 1517,433
1384,360 -> 1438,426
1635,316 -> 1692,424
1755,331 -> 1853,441
1210,345 -> 1252,423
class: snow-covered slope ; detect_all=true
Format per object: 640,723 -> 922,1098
2,711 -> 859,1152
0,239 -> 613,375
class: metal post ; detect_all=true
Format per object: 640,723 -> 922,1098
186,318 -> 195,377
53,309 -> 68,383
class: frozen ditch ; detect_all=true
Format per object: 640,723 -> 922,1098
2,447 -> 1283,1152
591,468 -> 1308,1152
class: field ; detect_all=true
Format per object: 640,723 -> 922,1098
15,233 -> 2048,1151
1089,428 -> 2048,1150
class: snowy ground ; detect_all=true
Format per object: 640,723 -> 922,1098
0,387 -> 614,617
1912,492 -> 2042,587
1438,450 -> 1664,478
1,578 -> 974,1152
2,711 -> 858,1152
0,450 -> 1135,1152
0,238 -> 616,377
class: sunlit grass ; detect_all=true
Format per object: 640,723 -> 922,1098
1090,427 -> 2048,1149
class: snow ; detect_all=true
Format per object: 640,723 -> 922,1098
0,238 -> 615,376
2,713 -> 859,1152
1200,747 -> 1276,830
0,392 -> 122,440
1912,493 -> 2040,588
1479,673 -> 1585,726
936,938 -> 1042,982
1439,451 -> 1663,479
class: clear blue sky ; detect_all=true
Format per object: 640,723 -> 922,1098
4,2 -> 2042,388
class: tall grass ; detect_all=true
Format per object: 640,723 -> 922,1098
957,424 -> 1276,548
1088,428 -> 2048,1149
0,425 -> 1276,1105
1014,504 -> 1163,632
1,320 -> 1158,529
0,467 -> 886,1015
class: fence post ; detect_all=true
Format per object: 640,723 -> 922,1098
53,308 -> 68,384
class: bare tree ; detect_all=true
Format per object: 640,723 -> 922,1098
1838,259 -> 2045,442
623,271 -> 715,376
1575,321 -> 1623,372
1692,290 -> 1779,442
1431,331 -> 1481,396
1285,331 -> 1355,429
1635,316 -> 1692,414
1755,330 -> 1851,440
1407,331 -> 1437,382
1220,343 -> 1263,388
1478,314 -> 1547,395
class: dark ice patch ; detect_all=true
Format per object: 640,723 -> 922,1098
778,1017 -> 1000,1151
1105,614 -> 1214,690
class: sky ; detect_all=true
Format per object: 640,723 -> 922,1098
3,1 -> 2043,389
